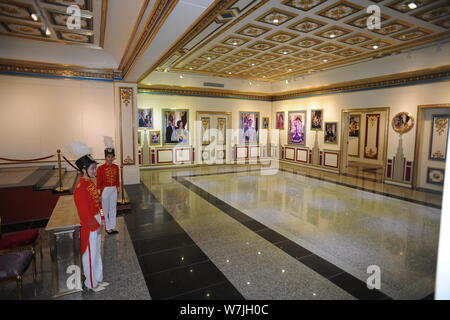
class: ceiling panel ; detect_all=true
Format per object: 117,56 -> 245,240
0,0 -> 105,48
153,0 -> 450,81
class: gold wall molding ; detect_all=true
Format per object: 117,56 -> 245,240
121,0 -> 179,78
138,65 -> 450,101
0,58 -> 121,81
272,65 -> 450,101
138,84 -> 272,101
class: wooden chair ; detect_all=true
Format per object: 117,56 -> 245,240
0,250 -> 36,299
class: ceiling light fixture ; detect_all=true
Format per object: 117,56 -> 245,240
283,51 -> 288,55
179,74 -> 184,79
31,13 -> 38,21
408,1 -> 417,9
285,79 -> 289,84
251,63 -> 255,66
287,68 -> 292,72
233,42 -> 238,46
45,27 -> 51,36
329,33 -> 335,38
273,18 -> 279,24
372,45 -> 379,49
323,59 -> 328,62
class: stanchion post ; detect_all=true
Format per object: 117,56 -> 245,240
54,149 -> 69,193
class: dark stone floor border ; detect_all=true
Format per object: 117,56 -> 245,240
124,183 -> 244,300
174,171 -> 434,300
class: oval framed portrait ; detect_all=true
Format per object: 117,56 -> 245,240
392,112 -> 414,134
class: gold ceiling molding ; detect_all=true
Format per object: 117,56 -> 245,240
118,0 -> 150,71
138,65 -> 450,101
137,0 -> 271,83
0,58 -> 121,81
272,65 -> 450,100
121,0 -> 179,79
146,0 -> 450,82
138,84 -> 272,101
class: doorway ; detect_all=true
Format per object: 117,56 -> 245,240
413,104 -> 450,193
340,107 -> 390,181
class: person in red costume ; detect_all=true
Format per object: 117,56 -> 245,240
71,142 -> 109,292
97,136 -> 120,234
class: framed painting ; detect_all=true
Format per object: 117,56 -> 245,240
392,112 -> 414,134
150,130 -> 160,146
239,111 -> 259,144
349,115 -> 360,137
138,108 -> 153,129
288,111 -> 307,145
426,167 -> 445,186
262,117 -> 269,129
311,109 -> 323,131
324,122 -> 338,144
162,109 -> 189,145
276,111 -> 284,129
201,117 -> 210,146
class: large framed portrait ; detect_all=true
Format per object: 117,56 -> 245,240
162,109 -> 189,145
276,112 -> 284,129
392,112 -> 414,134
324,122 -> 338,144
138,108 -> 153,129
239,111 -> 259,144
311,109 -> 323,131
288,111 -> 306,145
349,115 -> 360,137
150,130 -> 160,146
201,117 -> 210,146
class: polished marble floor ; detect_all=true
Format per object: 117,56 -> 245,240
135,163 -> 441,300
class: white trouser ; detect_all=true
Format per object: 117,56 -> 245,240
102,186 -> 117,231
82,215 -> 103,289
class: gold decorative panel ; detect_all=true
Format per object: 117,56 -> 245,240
150,0 -> 450,82
0,0 -> 105,48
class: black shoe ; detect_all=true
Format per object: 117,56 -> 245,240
106,230 -> 114,235
111,230 -> 119,234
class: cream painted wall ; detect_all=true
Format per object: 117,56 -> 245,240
0,75 -> 115,161
137,93 -> 272,147
273,81 -> 450,163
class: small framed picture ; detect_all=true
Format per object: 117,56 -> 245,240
311,109 -> 323,131
149,130 -> 161,146
349,115 -> 360,137
138,108 -> 153,129
324,122 -> 338,144
392,112 -> 414,134
262,117 -> 269,129
276,112 -> 284,129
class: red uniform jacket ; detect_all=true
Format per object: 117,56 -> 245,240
73,177 -> 101,254
96,163 -> 120,194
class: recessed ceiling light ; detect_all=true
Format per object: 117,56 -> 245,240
189,67 -> 193,70
283,51 -> 288,55
273,18 -> 279,24
287,68 -> 292,72
207,57 -> 211,60
45,27 -> 51,36
31,13 -> 38,21
179,74 -> 183,79
408,2 -> 417,9
251,63 -> 255,66
372,45 -> 379,49
228,71 -> 232,74
323,59 -> 328,62
233,42 -> 238,46
285,79 -> 289,84
329,33 -> 335,38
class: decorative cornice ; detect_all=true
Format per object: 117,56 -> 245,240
138,65 -> 450,101
121,0 -> 179,78
272,65 -> 450,101
0,58 -> 122,82
138,84 -> 272,101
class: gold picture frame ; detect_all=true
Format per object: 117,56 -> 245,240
149,130 -> 161,146
392,112 -> 414,134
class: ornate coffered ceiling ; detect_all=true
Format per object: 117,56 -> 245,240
147,0 -> 450,82
0,0 -> 107,48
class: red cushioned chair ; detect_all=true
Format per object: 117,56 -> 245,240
0,223 -> 42,261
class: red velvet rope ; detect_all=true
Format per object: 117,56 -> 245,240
0,154 -> 55,162
62,156 -> 80,171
